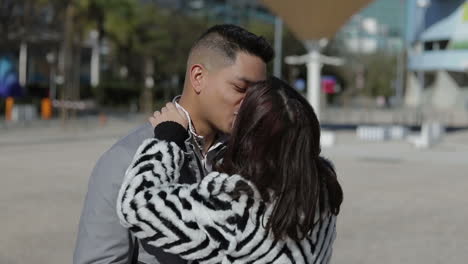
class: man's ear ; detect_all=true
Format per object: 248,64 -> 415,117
189,64 -> 204,94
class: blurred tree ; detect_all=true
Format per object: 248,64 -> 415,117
103,1 -> 169,113
3,0 -> 328,112
245,19 -> 306,81
362,52 -> 396,98
155,11 -> 210,101
103,2 -> 211,111
0,0 -> 63,44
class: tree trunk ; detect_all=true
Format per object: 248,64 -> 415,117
70,35 -> 82,120
59,3 -> 75,125
141,57 -> 154,114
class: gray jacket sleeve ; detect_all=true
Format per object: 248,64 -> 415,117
73,123 -> 154,264
73,144 -> 134,264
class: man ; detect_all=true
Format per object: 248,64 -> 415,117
73,24 -> 274,264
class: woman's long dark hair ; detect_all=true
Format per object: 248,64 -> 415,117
219,77 -> 343,241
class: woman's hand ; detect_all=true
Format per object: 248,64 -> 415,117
149,102 -> 189,129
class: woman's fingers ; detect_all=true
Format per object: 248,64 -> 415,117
165,103 -> 181,117
148,116 -> 157,127
149,111 -> 161,127
149,102 -> 189,129
164,103 -> 188,129
166,102 -> 178,110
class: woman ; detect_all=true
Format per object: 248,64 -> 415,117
117,77 -> 343,263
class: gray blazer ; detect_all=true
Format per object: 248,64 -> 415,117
73,122 -> 224,264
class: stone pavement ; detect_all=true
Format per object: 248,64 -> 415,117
0,117 -> 467,264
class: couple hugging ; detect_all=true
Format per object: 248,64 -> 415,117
74,24 -> 343,264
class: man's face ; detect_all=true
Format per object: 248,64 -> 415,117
201,52 -> 267,134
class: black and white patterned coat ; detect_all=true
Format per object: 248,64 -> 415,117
117,122 -> 337,264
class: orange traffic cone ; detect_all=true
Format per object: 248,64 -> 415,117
99,112 -> 107,126
5,97 -> 14,121
41,98 -> 53,120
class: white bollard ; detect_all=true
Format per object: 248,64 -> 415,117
321,131 -> 336,148
410,121 -> 445,149
357,126 -> 390,141
389,125 -> 409,140
11,105 -> 38,122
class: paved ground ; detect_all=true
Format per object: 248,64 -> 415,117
0,117 -> 467,264
323,132 -> 468,264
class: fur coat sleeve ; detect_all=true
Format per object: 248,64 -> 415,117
117,135 -> 262,263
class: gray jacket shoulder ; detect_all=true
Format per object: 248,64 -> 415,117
89,122 -> 153,188
110,122 -> 153,157
97,122 -> 153,183
73,122 -> 154,264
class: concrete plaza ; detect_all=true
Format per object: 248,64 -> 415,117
0,117 -> 467,264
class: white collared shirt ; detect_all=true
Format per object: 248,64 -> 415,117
173,96 -> 226,173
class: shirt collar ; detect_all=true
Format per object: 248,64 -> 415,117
173,95 -> 202,141
172,96 -> 227,154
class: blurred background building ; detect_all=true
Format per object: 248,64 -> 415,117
340,0 -> 406,54
2,2 -> 468,264
405,0 -> 468,111
1,0 -> 468,127
0,0 -> 302,122
318,0 -> 407,109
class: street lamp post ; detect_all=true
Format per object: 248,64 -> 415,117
273,16 -> 283,78
90,30 -> 100,88
285,39 -> 344,120
19,42 -> 28,87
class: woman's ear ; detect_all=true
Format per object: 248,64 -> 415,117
190,64 -> 204,94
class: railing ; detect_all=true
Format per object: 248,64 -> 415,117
408,50 -> 468,71
321,107 -> 468,128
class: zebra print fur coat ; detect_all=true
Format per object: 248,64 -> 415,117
117,122 -> 337,264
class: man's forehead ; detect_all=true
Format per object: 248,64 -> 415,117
220,52 -> 266,82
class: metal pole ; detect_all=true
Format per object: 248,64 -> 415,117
19,42 -> 27,87
50,66 -> 56,100
273,16 -> 283,78
90,30 -> 100,87
417,21 -> 425,106
395,44 -> 405,106
416,0 -> 430,106
306,49 -> 322,120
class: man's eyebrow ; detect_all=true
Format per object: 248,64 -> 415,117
235,77 -> 264,85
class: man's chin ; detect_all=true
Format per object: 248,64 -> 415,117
221,128 -> 231,135
219,124 -> 232,135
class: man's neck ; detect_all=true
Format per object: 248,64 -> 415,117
178,95 -> 216,153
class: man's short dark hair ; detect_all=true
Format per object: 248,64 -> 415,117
192,24 -> 274,64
